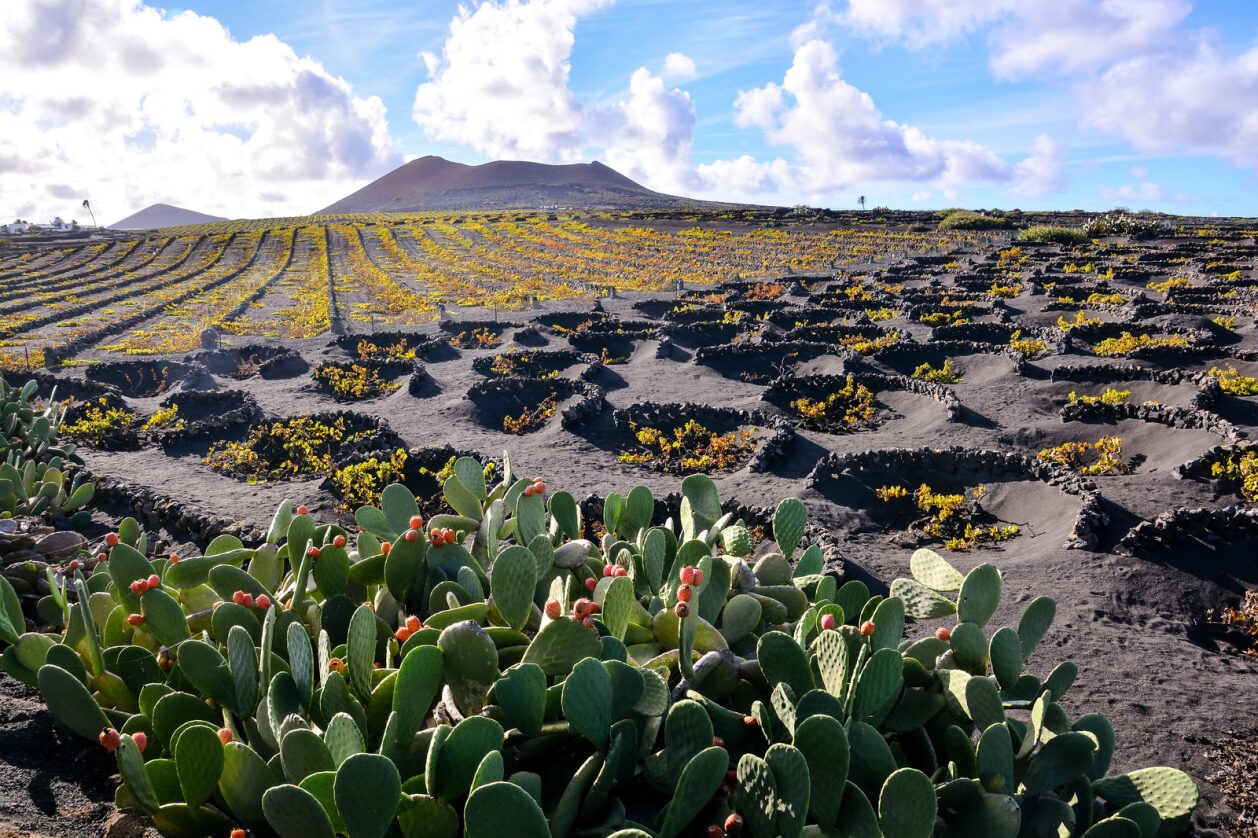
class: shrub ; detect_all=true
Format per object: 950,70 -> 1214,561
864,306 -> 896,322
0,465 -> 1201,838
502,396 -> 558,434
912,359 -> 963,384
326,448 -> 408,510
1009,329 -> 1049,358
937,209 -> 1009,230
488,352 -> 559,379
789,376 -> 877,431
840,332 -> 900,354
743,281 -> 787,300
1093,331 -> 1188,357
1081,211 -> 1169,239
878,482 -> 1020,550
1211,450 -> 1258,502
1212,316 -> 1236,331
1067,388 -> 1132,406
988,281 -> 1022,298
356,338 -> 416,361
1038,436 -> 1133,476
449,327 -> 502,349
1206,364 -> 1258,396
141,403 -> 185,432
1056,311 -> 1104,330
1148,277 -> 1191,294
313,362 -> 401,401
62,398 -> 137,447
1019,225 -> 1089,245
917,310 -> 968,327
204,415 -> 378,481
619,419 -> 757,473
1209,590 -> 1258,656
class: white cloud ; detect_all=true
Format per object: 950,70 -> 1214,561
988,0 -> 1189,78
593,67 -> 697,193
1010,134 -> 1067,197
662,52 -> 697,80
1081,35 -> 1258,169
411,0 -> 610,163
1099,181 -> 1167,203
732,40 -> 1013,191
0,0 -> 399,220
838,0 -> 1014,48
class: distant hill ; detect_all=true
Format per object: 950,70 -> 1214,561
317,156 -> 738,214
111,204 -> 228,230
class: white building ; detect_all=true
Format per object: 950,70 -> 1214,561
1,220 -> 29,234
49,217 -> 75,232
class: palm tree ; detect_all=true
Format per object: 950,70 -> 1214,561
858,195 -> 866,211
81,199 -> 98,228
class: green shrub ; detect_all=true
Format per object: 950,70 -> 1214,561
1018,225 -> 1090,245
937,210 -> 1010,231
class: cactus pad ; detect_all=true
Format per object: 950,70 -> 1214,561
879,768 -> 937,838
909,548 -> 965,592
1092,767 -> 1199,831
335,753 -> 402,838
465,781 -> 550,838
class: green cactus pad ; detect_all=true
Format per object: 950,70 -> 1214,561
37,663 -> 110,741
1043,660 -> 1078,700
219,741 -> 276,832
490,545 -> 536,630
736,752 -> 779,838
299,771 -> 348,834
465,781 -> 550,838
812,627 -> 854,700
949,621 -> 989,673
385,534 -> 425,604
753,552 -> 793,586
956,564 -> 1002,627
977,723 -> 1015,793
548,490 -> 581,540
878,768 -> 937,838
335,752 -> 402,838
847,721 -> 898,803
834,580 -> 871,626
765,743 -> 810,838
174,723 -> 224,808
986,627 -> 1023,690
227,625 -> 259,716
964,676 -> 1006,730
793,714 -> 848,831
774,498 -> 808,558
665,700 -> 715,785
869,595 -> 905,651
658,745 -> 727,838
909,548 -> 964,592
837,781 -> 882,838
1073,713 -> 1116,780
1023,731 -> 1098,795
431,716 -> 504,802
562,657 -> 613,751
1092,767 -> 1199,831
850,647 -> 905,727
721,524 -> 755,557
138,587 -> 190,647
117,733 -> 159,811
599,575 -> 635,640
1080,818 -> 1142,838
282,728 -> 336,784
890,577 -> 957,619
520,614 -> 600,677
394,644 -> 443,744
397,793 -> 460,838
758,631 -> 814,697
325,712 -> 366,765
262,783 -> 337,838
680,474 -> 722,542
718,594 -> 762,645
941,790 -> 1021,837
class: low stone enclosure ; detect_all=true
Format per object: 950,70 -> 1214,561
194,344 -> 308,379
148,388 -> 262,446
612,401 -> 795,473
465,376 -> 605,432
762,371 -> 963,425
806,446 -> 1109,550
83,359 -> 197,396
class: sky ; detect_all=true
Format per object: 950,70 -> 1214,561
3,0 -> 1258,224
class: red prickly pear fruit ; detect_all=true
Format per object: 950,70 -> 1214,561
69,559 -> 81,571
240,594 -> 254,609
935,626 -> 952,641
674,601 -> 690,618
129,580 -> 147,596
231,830 -> 246,838
523,486 -> 536,497
602,565 -> 613,577
705,825 -> 724,838
534,481 -> 546,493
585,577 -> 597,592
395,627 -> 412,643
132,732 -> 147,753
147,574 -> 160,589
860,620 -> 876,637
677,585 -> 693,602
406,615 -> 422,632
296,504 -> 309,515
581,615 -> 594,628
99,728 -> 121,751
256,594 -> 273,610
820,614 -> 837,631
218,728 -> 233,744
307,546 -> 320,559
713,736 -> 725,748
692,569 -> 704,586
104,533 -> 119,547
169,553 -> 180,564
404,530 -> 419,543
742,715 -> 757,726
612,565 -> 627,577
680,566 -> 696,585
232,591 -> 247,606
381,541 -> 392,555
725,814 -> 745,834
332,535 -> 347,548
96,552 -> 107,563
545,599 -> 562,619
409,515 -> 424,530
127,613 -> 145,626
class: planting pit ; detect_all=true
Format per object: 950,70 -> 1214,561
83,359 -> 196,397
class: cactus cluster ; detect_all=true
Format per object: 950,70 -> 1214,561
0,454 -> 1198,837
0,378 -> 94,519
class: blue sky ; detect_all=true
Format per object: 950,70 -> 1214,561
3,0 -> 1258,221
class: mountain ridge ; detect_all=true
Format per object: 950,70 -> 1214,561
316,156 -> 741,214
111,203 -> 228,230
